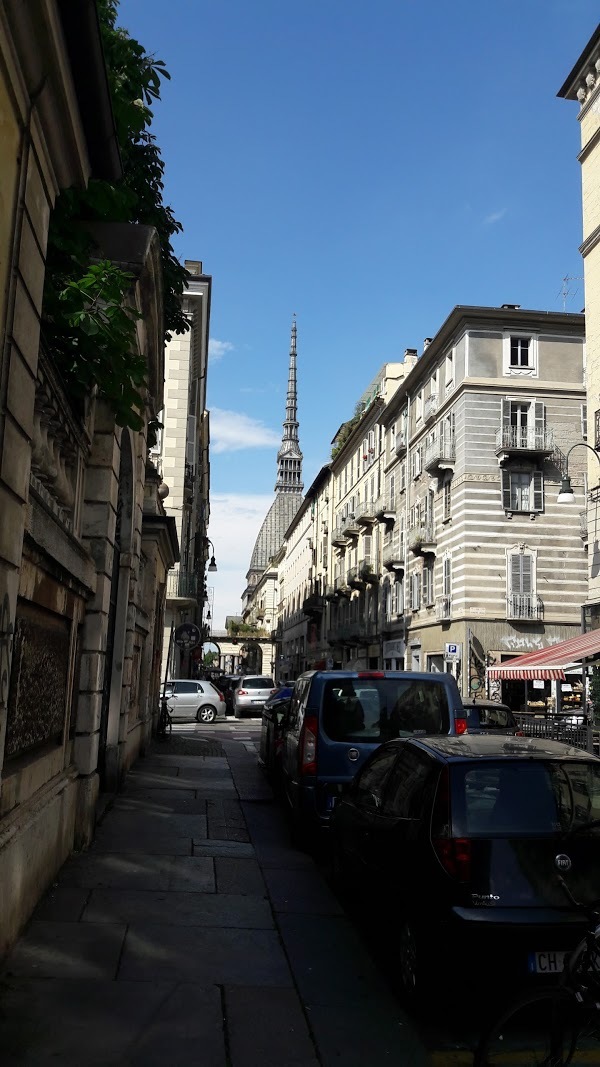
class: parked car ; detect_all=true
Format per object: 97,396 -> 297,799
162,679 -> 226,723
216,675 -> 241,715
259,684 -> 295,780
233,675 -> 277,718
330,733 -> 600,998
462,697 -> 518,735
280,670 -> 465,834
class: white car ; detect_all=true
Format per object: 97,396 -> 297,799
162,679 -> 226,723
233,676 -> 277,718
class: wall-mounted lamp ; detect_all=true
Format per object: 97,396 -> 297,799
204,536 -> 218,572
557,442 -> 600,505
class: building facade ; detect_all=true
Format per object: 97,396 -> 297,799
558,28 -> 600,623
154,261 -> 212,681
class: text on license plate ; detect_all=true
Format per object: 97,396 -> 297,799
528,951 -> 566,974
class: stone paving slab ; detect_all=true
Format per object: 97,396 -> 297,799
254,846 -> 316,870
307,1000 -> 428,1067
207,823 -> 250,841
225,986 -> 319,1067
142,754 -> 227,769
263,868 -> 343,915
113,790 -> 206,814
90,833 -> 195,855
122,769 -> 202,792
118,925 -> 293,986
206,797 -> 246,824
59,853 -> 215,892
95,810 -> 209,838
214,856 -> 268,896
3,921 -> 126,980
193,839 -> 256,859
277,913 -> 396,1008
0,978 -> 177,1066
82,889 -> 274,928
126,982 -> 226,1067
33,887 -> 89,922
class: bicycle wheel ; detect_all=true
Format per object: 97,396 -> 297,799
567,934 -> 600,996
475,989 -> 580,1067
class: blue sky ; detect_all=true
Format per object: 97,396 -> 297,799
118,0 -> 598,626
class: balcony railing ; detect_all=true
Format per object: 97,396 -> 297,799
342,513 -> 361,536
435,595 -> 452,620
167,569 -> 198,599
383,537 -> 405,569
506,594 -> 544,621
334,575 -> 351,596
355,499 -> 377,524
424,433 -> 456,472
331,522 -> 348,545
303,594 -> 326,616
408,524 -> 436,554
347,566 -> 363,588
359,557 -> 380,583
495,427 -> 554,454
424,393 -> 438,422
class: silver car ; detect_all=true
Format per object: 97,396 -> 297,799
162,679 -> 225,723
233,676 -> 276,719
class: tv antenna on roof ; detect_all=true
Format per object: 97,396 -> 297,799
559,274 -> 584,312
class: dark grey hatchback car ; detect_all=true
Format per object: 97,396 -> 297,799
331,734 -> 600,998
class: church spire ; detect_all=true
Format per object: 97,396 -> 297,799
274,316 -> 303,494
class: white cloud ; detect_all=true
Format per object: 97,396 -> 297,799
210,407 -> 280,454
208,338 -> 235,363
206,493 -> 274,628
483,208 -> 507,226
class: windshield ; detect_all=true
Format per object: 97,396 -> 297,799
465,704 -> 515,729
243,677 -> 274,689
451,760 -> 600,837
321,678 -> 450,743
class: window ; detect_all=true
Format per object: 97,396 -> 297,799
508,550 -> 534,598
351,747 -> 398,809
410,571 -> 421,611
445,349 -> 454,390
443,556 -> 451,599
501,469 -> 544,513
501,399 -> 545,448
382,749 -> 433,818
416,391 -> 423,422
399,461 -> 406,492
503,333 -> 538,377
423,560 -> 434,606
411,448 -> 422,480
390,423 -> 396,453
443,477 -> 452,521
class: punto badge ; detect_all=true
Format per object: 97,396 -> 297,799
554,854 -> 572,872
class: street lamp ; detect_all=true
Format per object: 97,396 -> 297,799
556,442 -> 600,505
205,537 -> 218,572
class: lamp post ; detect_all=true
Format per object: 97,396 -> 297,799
204,537 -> 218,572
556,441 -> 600,504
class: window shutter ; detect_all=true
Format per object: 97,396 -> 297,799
396,580 -> 404,615
533,471 -> 544,512
582,404 -> 588,441
521,554 -> 532,594
443,557 -> 451,597
391,581 -> 397,614
389,474 -> 395,507
363,534 -> 372,560
534,402 -> 545,442
501,398 -> 511,432
501,469 -> 511,510
510,553 -> 521,595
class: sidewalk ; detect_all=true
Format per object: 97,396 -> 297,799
0,729 -> 431,1066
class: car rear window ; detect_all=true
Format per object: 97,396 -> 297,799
243,677 -> 274,689
321,678 -> 450,743
451,760 -> 600,837
465,704 -> 515,729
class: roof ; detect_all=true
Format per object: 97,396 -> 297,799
488,629 -> 600,680
409,734 -> 595,762
248,492 -> 303,574
557,24 -> 600,100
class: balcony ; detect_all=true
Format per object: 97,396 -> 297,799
506,594 -> 544,621
424,433 -> 456,473
325,584 -> 338,601
495,427 -> 554,460
166,569 -> 198,600
359,558 -> 380,584
331,522 -> 348,547
375,495 -> 396,521
395,428 -> 408,455
347,566 -> 364,589
408,525 -> 437,555
334,575 -> 351,598
383,537 -> 405,571
424,393 -> 438,422
342,513 -> 361,537
435,595 -> 452,620
303,594 -> 326,617
355,499 -> 378,525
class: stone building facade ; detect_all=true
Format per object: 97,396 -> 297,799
558,27 -> 600,621
0,2 -> 177,953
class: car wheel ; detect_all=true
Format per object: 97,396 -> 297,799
197,705 -> 216,724
234,708 -> 243,719
398,919 -> 431,1001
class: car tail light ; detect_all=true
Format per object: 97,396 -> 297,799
357,671 -> 385,678
218,691 -> 224,702
299,714 -> 318,775
516,729 -> 524,736
238,689 -> 247,696
433,837 -> 472,881
431,766 -> 471,881
270,689 -> 278,695
455,716 -> 467,735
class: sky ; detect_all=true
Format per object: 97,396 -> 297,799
118,0 -> 599,627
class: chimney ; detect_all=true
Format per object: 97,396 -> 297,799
423,338 -> 432,351
404,347 -> 418,371
501,303 -> 520,310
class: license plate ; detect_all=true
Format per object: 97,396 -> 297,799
528,951 -> 566,974
252,699 -> 262,704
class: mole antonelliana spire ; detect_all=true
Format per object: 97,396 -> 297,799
244,318 -> 304,592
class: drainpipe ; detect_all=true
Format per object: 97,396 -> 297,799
404,395 -> 411,666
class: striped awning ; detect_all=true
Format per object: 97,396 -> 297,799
488,629 -> 600,682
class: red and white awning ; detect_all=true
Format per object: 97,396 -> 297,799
488,629 -> 600,682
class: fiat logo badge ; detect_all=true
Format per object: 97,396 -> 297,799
555,854 -> 572,872
347,748 -> 360,762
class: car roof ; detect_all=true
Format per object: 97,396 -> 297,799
462,698 -> 512,710
401,734 -> 599,763
296,670 -> 455,682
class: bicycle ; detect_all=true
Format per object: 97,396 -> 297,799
474,818 -> 600,1066
157,696 -> 172,738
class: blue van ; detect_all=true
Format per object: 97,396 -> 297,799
280,670 -> 465,834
